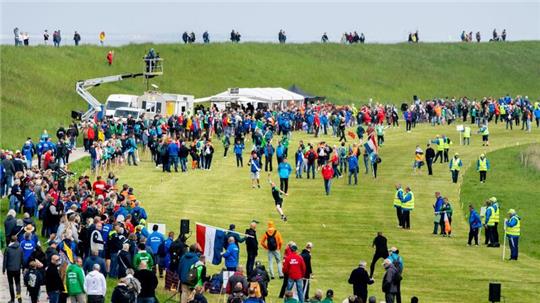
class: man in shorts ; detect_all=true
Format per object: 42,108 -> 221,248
268,174 -> 288,221
249,152 -> 262,188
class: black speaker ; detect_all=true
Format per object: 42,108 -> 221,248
180,219 -> 190,235
71,111 -> 82,120
489,283 -> 501,302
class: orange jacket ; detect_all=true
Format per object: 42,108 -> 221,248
260,221 -> 283,251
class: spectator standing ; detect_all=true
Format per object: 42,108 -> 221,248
244,221 -> 258,275
300,242 -> 313,301
382,259 -> 400,303
73,31 -> 81,46
43,30 -> 50,45
321,161 -> 334,195
425,144 -> 435,175
134,261 -> 158,303
283,244 -> 306,303
178,244 -> 199,303
66,257 -> 86,302
46,254 -> 64,303
85,263 -> 107,303
260,220 -> 283,279
348,261 -> 374,303
468,205 -> 482,246
3,236 -> 23,303
222,237 -> 239,271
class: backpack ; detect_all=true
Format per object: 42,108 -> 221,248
307,151 -> 315,162
209,273 -> 223,294
249,281 -> 262,298
116,286 -> 136,303
266,231 -> 278,251
186,264 -> 199,286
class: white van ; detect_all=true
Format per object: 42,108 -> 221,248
105,94 -> 139,117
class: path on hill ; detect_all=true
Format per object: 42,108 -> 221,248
31,147 -> 88,166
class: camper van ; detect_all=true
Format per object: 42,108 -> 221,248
105,94 -> 139,117
138,91 -> 194,116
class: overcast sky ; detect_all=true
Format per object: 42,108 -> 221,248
1,0 -> 539,45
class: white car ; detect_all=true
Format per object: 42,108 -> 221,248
113,107 -> 145,121
105,94 -> 139,117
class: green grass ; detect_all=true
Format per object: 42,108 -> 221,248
111,123 -> 539,303
2,42 -> 540,149
460,143 -> 540,259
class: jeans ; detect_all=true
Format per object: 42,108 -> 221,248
324,179 -> 331,195
508,236 -> 519,260
287,278 -> 304,303
138,297 -> 156,303
280,178 -> 289,193
180,157 -> 187,172
363,155 -> 370,174
7,270 -> 21,301
109,252 -> 119,278
128,152 -> 137,165
306,163 -> 315,179
426,158 -> 433,175
348,168 -> 358,185
402,210 -> 410,229
265,156 -> 273,171
246,252 -> 256,275
169,155 -> 179,172
268,250 -> 283,278
48,290 -> 60,303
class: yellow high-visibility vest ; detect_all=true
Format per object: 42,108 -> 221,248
463,127 -> 471,138
487,206 -> 496,226
493,204 -> 500,223
506,216 -> 520,236
450,158 -> 461,171
478,158 -> 488,171
437,138 -> 445,151
393,188 -> 403,207
402,192 -> 415,210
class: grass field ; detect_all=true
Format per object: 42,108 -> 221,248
109,122 -> 539,303
2,41 -> 540,149
460,143 -> 540,260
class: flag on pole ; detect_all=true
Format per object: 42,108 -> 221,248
347,131 -> 356,140
444,213 -> 452,234
196,223 -> 226,265
363,134 -> 378,154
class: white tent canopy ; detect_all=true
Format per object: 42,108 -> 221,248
194,87 -> 305,109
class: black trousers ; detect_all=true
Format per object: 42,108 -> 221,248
246,252 -> 257,275
493,222 -> 500,244
370,252 -> 389,277
480,171 -> 487,182
426,158 -> 433,175
265,156 -> 273,171
406,121 -> 412,131
396,207 -> 403,227
433,151 -> 443,163
443,149 -> 449,162
402,211 -> 410,229
468,227 -> 479,245
280,178 -> 289,193
7,270 -> 21,301
451,170 -> 459,183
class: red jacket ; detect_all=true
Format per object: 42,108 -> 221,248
283,252 -> 306,280
322,165 -> 334,180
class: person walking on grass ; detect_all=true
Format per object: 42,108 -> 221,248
300,242 -> 314,301
3,235 -> 23,303
382,259 -> 400,303
369,232 -> 388,278
476,154 -> 490,183
260,221 -> 284,279
440,198 -> 453,237
245,221 -> 258,275
134,260 -> 159,303
349,261 -> 374,303
449,153 -> 462,183
321,161 -> 334,195
425,143 -> 435,175
347,151 -> 359,185
468,205 -> 482,246
249,153 -> 262,188
234,140 -> 244,167
268,174 -> 288,221
278,157 -> 292,194
413,146 -> 424,174
432,192 -> 444,235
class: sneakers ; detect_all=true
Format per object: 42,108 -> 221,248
281,215 -> 288,222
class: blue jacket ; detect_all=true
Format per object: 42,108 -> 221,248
387,252 -> 404,273
264,144 -> 275,157
21,238 -> 36,264
469,209 -> 482,229
276,145 -> 284,158
278,162 -> 292,179
130,206 -> 148,220
23,189 -> 37,209
146,231 -> 165,254
433,196 -> 444,212
178,252 -> 199,281
484,207 -> 492,224
234,144 -> 244,155
168,142 -> 179,156
348,156 -> 359,171
114,206 -> 128,219
222,242 -> 239,268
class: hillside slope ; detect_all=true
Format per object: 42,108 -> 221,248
1,41 -> 540,148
